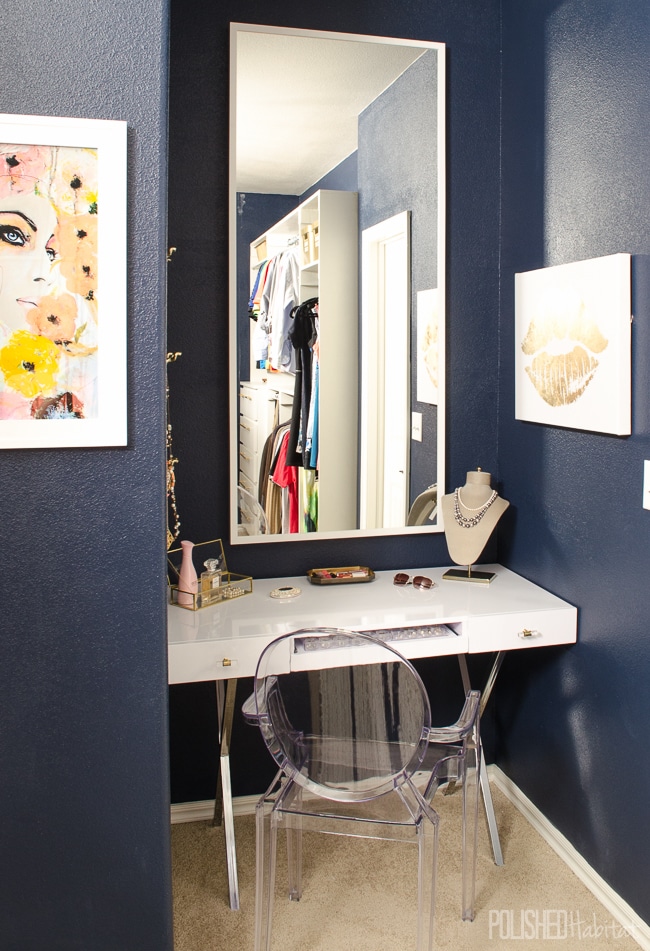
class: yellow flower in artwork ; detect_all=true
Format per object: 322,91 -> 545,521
0,331 -> 61,399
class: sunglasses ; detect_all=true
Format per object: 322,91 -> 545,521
393,573 -> 436,590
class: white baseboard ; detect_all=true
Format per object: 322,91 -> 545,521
488,765 -> 650,950
170,795 -> 258,824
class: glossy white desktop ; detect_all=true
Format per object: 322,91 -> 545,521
168,564 -> 577,909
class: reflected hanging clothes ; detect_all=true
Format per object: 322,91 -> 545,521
263,249 -> 300,373
270,429 -> 299,533
299,469 -> 318,533
306,358 -> 319,469
286,297 -> 319,469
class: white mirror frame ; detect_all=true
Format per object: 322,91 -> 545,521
228,23 -> 446,545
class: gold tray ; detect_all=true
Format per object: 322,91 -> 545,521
169,572 -> 253,609
307,566 -> 375,585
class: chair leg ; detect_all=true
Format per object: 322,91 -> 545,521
285,787 -> 303,902
460,740 -> 480,921
255,774 -> 304,950
416,806 -> 439,951
255,781 -> 281,951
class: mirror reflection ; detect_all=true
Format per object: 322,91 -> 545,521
229,24 -> 445,543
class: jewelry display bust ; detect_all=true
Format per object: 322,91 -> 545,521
441,469 -> 509,574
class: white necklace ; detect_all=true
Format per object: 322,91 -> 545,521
453,487 -> 498,529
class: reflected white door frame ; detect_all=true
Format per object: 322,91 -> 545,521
360,211 -> 410,530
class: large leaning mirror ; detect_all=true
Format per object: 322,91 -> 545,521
229,23 -> 445,543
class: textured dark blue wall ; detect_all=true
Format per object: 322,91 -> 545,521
168,0 -> 502,803
498,0 -> 650,923
167,0 -> 502,579
171,0 -> 650,933
0,3 -> 172,950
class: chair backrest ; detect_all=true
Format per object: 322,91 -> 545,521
253,628 -> 432,802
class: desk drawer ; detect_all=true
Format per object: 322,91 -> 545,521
467,606 -> 576,653
168,635 -> 288,683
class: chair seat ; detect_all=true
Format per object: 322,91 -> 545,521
286,734 -> 424,792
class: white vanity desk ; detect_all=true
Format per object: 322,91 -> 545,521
168,564 -> 577,909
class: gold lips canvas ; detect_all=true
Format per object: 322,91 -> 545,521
515,253 -> 631,435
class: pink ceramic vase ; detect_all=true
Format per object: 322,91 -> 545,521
177,540 -> 198,607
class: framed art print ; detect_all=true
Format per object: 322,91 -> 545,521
0,113 -> 127,448
515,253 -> 631,435
416,288 -> 439,405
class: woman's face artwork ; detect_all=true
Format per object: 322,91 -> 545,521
0,146 -> 99,421
0,193 -> 58,333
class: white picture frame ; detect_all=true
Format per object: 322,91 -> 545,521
0,113 -> 127,448
515,253 -> 631,435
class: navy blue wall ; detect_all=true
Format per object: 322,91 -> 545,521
498,0 -> 650,924
167,0 -> 502,579
13,0 -> 650,945
167,0 -> 502,804
169,2 -> 650,930
0,2 -> 172,950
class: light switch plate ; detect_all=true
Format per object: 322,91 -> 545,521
411,412 -> 422,442
644,460 -> 650,510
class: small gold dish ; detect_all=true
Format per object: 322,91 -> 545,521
307,566 -> 375,586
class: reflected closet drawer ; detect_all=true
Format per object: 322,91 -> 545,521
240,384 -> 279,424
239,385 -> 259,421
467,607 -> 577,653
239,415 -> 259,453
239,443 -> 258,482
239,470 -> 257,497
278,391 -> 294,425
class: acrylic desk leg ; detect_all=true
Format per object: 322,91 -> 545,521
213,680 -> 226,826
479,745 -> 504,866
458,653 -> 505,867
213,678 -> 240,910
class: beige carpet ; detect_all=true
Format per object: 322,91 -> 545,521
172,784 -> 642,950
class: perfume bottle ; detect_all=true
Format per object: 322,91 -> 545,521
200,557 -> 223,604
177,540 -> 198,607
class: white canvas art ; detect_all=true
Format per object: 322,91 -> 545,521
515,253 -> 631,435
0,113 -> 127,448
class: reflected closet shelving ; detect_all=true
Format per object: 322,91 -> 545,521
239,189 -> 359,533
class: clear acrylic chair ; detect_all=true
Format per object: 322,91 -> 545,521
244,627 -> 480,951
